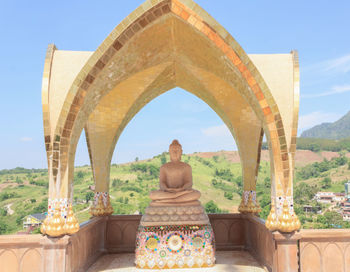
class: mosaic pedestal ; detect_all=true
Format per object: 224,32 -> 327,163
135,224 -> 215,269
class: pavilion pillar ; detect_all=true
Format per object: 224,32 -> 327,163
238,163 -> 261,214
238,128 -> 263,214
265,143 -> 300,233
85,127 -> 114,217
89,163 -> 114,216
41,153 -> 80,237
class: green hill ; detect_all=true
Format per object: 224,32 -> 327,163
0,151 -> 349,234
0,153 -> 260,234
301,110 -> 350,139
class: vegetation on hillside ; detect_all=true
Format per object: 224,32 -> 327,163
296,137 -> 350,152
293,154 -> 350,229
0,151 -> 349,234
262,137 -> 350,152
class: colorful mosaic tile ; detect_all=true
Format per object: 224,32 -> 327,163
135,224 -> 215,269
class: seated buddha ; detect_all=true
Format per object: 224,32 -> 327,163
136,140 -> 215,269
141,140 -> 208,226
149,139 -> 201,206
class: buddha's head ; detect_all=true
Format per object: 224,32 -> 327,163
169,140 -> 182,162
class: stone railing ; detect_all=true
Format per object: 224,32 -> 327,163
106,214 -> 140,253
66,217 -> 107,272
244,214 -> 275,271
209,213 -> 245,250
299,229 -> 350,272
0,234 -> 43,272
0,217 -> 107,272
2,213 -> 350,272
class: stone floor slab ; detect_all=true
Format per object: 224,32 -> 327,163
87,251 -> 267,272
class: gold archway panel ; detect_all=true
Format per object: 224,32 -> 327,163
41,0 -> 300,235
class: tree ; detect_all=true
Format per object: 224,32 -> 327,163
32,201 -> 47,214
161,156 -> 167,165
148,164 -> 159,178
264,177 -> 271,187
0,208 -> 7,216
348,161 -> 350,170
85,192 -> 94,203
0,222 -> 9,234
294,182 -> 318,204
309,143 -> 321,152
224,191 -> 233,200
76,171 -> 84,179
16,215 -> 24,226
204,200 -> 221,213
135,157 -> 139,162
324,211 -> 343,227
15,176 -> 23,184
321,177 -> 331,189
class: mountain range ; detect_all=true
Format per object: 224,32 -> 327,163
301,111 -> 350,140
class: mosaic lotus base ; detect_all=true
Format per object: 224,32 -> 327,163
135,224 -> 215,269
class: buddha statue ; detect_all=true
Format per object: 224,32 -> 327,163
136,140 -> 215,269
149,140 -> 201,206
141,140 -> 209,226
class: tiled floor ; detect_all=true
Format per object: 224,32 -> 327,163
87,251 -> 267,272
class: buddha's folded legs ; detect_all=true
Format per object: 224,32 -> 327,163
149,200 -> 201,207
149,189 -> 201,203
149,190 -> 189,200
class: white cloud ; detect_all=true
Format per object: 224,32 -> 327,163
298,111 -> 341,134
20,137 -> 32,142
202,124 -> 232,138
304,53 -> 350,75
302,84 -> 350,98
324,54 -> 350,74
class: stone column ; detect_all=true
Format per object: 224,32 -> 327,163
41,236 -> 70,272
272,232 -> 301,272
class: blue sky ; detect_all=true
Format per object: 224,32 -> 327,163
0,1 -> 349,169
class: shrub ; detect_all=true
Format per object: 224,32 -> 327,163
204,201 -> 221,213
160,156 -> 167,165
214,168 -> 234,182
76,171 -> 85,179
85,192 -> 94,203
120,185 -> 142,193
0,208 -> 7,216
321,177 -> 331,189
224,191 -> 233,200
112,178 -> 122,187
0,222 -> 9,234
0,192 -> 18,201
